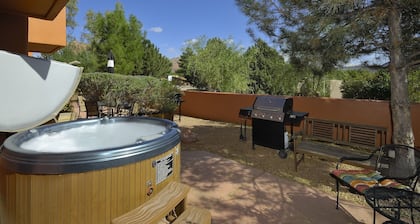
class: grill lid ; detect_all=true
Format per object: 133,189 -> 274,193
251,96 -> 293,122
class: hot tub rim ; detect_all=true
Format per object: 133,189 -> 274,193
0,116 -> 180,174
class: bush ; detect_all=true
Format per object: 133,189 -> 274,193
77,73 -> 181,114
341,70 -> 390,100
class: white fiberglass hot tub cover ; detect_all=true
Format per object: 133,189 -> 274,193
0,50 -> 83,132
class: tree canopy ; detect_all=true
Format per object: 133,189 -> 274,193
236,0 -> 419,173
65,0 -> 78,41
142,39 -> 172,78
84,3 -> 146,75
341,70 -> 391,100
49,2 -> 171,77
177,36 -> 305,94
180,36 -> 250,93
236,0 -> 419,71
244,39 -> 300,95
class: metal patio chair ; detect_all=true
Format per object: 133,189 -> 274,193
330,144 -> 420,223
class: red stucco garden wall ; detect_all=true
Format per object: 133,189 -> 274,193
180,90 -> 420,147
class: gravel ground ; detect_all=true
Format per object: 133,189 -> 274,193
175,115 -> 366,205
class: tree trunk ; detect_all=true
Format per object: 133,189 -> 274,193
388,1 -> 416,176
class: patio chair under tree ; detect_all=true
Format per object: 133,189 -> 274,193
330,144 -> 419,222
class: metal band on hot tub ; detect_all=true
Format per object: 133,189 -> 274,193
0,117 -> 181,174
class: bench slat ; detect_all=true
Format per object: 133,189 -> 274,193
295,140 -> 376,169
312,120 -> 333,139
112,182 -> 190,224
350,126 -> 377,147
294,118 -> 387,171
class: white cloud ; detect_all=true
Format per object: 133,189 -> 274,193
226,38 -> 234,45
149,27 -> 163,33
183,38 -> 198,46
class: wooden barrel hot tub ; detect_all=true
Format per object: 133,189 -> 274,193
0,117 -> 181,224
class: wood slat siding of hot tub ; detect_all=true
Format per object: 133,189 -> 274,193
0,144 -> 181,224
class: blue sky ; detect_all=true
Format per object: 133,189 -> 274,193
74,0 -> 259,59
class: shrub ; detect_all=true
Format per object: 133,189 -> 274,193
77,73 -> 181,114
341,70 -> 390,100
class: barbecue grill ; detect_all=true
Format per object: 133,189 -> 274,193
239,95 -> 308,158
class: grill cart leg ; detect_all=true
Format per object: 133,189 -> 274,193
240,122 -> 243,140
239,120 -> 247,141
244,120 -> 247,140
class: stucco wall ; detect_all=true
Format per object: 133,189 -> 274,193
0,8 -> 66,54
180,90 -> 420,147
28,8 -> 66,53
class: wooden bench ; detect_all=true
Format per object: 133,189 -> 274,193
112,181 -> 211,224
293,118 -> 387,171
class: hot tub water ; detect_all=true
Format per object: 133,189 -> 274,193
20,122 -> 167,153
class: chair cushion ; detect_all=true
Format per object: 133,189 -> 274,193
330,169 -> 411,194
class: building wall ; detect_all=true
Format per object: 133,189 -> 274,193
180,90 -> 420,147
0,8 -> 66,55
329,80 -> 343,98
28,8 -> 66,53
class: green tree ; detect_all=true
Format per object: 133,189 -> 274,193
341,70 -> 391,100
244,39 -> 300,95
66,0 -> 79,41
298,72 -> 330,97
178,37 -> 209,89
176,47 -> 194,78
76,46 -> 99,73
183,37 -> 249,92
179,47 -> 208,90
84,3 -> 146,75
236,0 -> 419,174
239,0 -> 351,78
339,69 -> 420,103
142,39 -> 172,78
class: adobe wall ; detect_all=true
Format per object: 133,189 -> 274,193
0,8 -> 66,55
180,90 -> 420,147
28,8 -> 66,53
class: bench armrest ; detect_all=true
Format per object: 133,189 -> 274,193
339,155 -> 371,162
336,149 -> 379,169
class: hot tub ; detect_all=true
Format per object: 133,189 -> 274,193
0,117 -> 181,224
